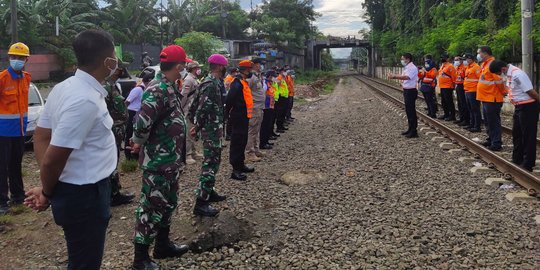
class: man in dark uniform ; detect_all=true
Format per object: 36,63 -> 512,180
226,60 -> 256,181
104,62 -> 135,206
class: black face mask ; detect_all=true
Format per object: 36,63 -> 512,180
247,72 -> 254,79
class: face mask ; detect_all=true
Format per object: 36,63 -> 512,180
400,60 -> 407,67
104,57 -> 118,79
247,72 -> 254,79
221,67 -> 226,77
180,68 -> 187,78
453,61 -> 461,67
476,54 -> 482,62
196,69 -> 202,76
9,59 -> 25,71
424,63 -> 430,68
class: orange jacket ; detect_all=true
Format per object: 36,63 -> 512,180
285,75 -> 294,97
463,62 -> 481,92
0,68 -> 31,137
240,79 -> 254,118
476,56 -> 505,102
438,62 -> 457,89
419,68 -> 438,87
455,64 -> 466,84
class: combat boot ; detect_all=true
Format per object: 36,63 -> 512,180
208,190 -> 227,202
153,227 -> 190,259
132,243 -> 161,270
246,153 -> 262,162
193,197 -> 220,217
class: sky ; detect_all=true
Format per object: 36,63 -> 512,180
238,0 -> 368,59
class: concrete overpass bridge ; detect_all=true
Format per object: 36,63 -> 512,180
306,36 -> 374,75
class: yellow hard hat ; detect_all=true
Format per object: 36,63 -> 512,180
8,42 -> 30,57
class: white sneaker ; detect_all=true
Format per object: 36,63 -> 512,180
186,156 -> 197,165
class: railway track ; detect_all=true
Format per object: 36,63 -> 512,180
361,76 -> 540,147
355,75 -> 540,196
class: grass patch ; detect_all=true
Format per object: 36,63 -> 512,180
120,159 -> 139,173
21,169 -> 28,178
9,205 -> 29,215
0,215 -> 13,225
321,79 -> 339,95
295,70 -> 337,85
294,97 -> 308,105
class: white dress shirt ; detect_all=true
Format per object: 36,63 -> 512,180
38,69 -> 117,185
401,62 -> 419,89
506,64 -> 535,104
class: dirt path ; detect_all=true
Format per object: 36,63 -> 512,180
1,77 -> 538,269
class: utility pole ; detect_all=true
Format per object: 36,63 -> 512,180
10,0 -> 18,44
220,0 -> 226,39
160,0 -> 164,47
521,0 -> 534,78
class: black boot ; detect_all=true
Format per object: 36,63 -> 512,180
132,243 -> 161,270
208,190 -> 226,202
231,170 -> 247,181
193,197 -> 220,217
241,165 -> 255,173
153,227 -> 190,259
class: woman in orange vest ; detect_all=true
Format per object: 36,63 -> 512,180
462,53 -> 482,132
438,53 -> 458,121
226,60 -> 255,181
419,58 -> 438,118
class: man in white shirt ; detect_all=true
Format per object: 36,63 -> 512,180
24,29 -> 118,269
388,53 -> 419,138
490,60 -> 540,171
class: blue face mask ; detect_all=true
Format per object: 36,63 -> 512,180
476,54 -> 482,62
10,59 -> 25,71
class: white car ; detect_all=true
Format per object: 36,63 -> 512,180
25,83 -> 45,144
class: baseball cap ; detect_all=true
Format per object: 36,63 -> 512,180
160,45 -> 187,63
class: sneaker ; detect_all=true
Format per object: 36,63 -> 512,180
111,192 -> 135,207
186,156 -> 197,165
246,153 -> 262,162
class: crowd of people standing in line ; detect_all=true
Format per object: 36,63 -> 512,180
0,28 -> 298,269
388,45 -> 540,172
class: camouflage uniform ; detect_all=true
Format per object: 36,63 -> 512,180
131,71 -> 186,245
188,74 -> 224,199
105,81 -> 128,197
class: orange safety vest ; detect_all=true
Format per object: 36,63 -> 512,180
476,57 -> 505,102
285,75 -> 294,97
463,62 -> 481,92
438,62 -> 457,89
224,75 -> 234,91
0,68 -> 31,137
455,64 -> 466,84
419,68 -> 438,87
240,79 -> 254,118
265,81 -> 276,109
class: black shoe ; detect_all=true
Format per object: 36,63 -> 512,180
429,114 -> 437,118
469,128 -> 481,133
401,130 -> 411,136
405,132 -> 418,138
445,117 -> 456,121
458,121 -> 470,127
276,129 -> 286,133
290,117 -> 296,120
193,198 -> 220,217
111,192 -> 135,207
487,145 -> 502,152
438,115 -> 447,120
225,135 -> 231,141
0,204 -> 9,215
207,190 -> 226,202
132,243 -> 162,270
153,227 -> 190,259
241,165 -> 255,173
269,136 -> 278,140
231,171 -> 247,181
453,119 -> 463,124
271,132 -> 280,137
278,126 -> 289,131
481,141 -> 491,147
267,142 -> 274,146
260,144 -> 273,150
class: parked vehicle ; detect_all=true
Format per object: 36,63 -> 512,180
25,83 -> 45,144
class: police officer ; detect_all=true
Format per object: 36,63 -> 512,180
490,60 -> 540,171
130,45 -> 189,269
104,62 -> 135,206
189,54 -> 229,217
226,60 -> 255,181
0,42 -> 31,215
181,61 -> 203,165
246,58 -> 266,162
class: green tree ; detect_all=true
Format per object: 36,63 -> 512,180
101,0 -> 159,44
174,31 -> 223,64
320,50 -> 334,71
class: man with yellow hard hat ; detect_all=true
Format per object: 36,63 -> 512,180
0,42 -> 31,215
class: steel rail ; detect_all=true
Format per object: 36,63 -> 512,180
355,76 -> 540,196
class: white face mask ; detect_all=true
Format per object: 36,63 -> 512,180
400,60 -> 407,67
104,57 -> 118,79
476,54 -> 482,62
453,61 -> 461,67
195,69 -> 202,76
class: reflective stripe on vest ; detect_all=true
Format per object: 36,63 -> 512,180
464,79 -> 479,82
240,79 -> 254,118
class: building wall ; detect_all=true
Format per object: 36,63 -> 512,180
0,50 -> 61,81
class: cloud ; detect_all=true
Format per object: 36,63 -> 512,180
314,0 -> 368,37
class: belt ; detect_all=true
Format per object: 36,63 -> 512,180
403,88 -> 417,91
512,99 -> 536,106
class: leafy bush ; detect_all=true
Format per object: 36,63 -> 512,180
120,160 -> 139,173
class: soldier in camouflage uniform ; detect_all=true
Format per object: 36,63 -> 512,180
105,65 -> 135,206
130,45 -> 189,270
188,54 -> 229,217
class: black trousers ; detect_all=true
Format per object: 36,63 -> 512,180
0,136 -> 25,205
440,88 -> 456,119
225,115 -> 233,137
275,97 -> 287,129
260,109 -> 275,146
512,102 -> 540,171
286,96 -> 294,119
455,84 -> 469,122
124,110 -> 138,160
229,114 -> 249,170
51,178 -> 111,270
420,86 -> 437,117
403,89 -> 418,132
